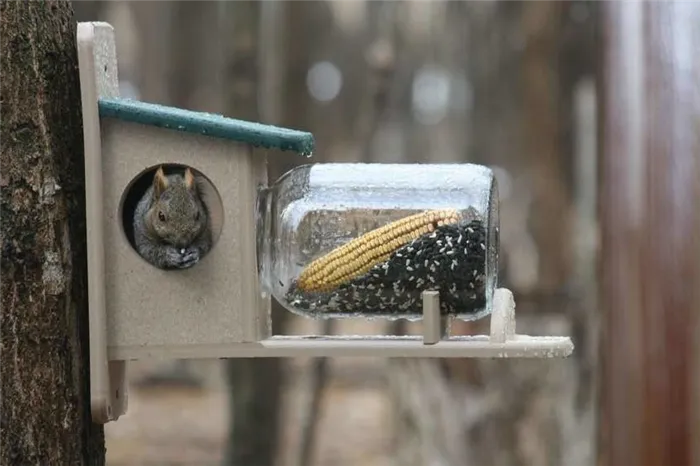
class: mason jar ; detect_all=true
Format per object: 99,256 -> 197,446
256,163 -> 499,321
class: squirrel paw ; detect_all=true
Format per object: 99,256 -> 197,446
165,246 -> 201,270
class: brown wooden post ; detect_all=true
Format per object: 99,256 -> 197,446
599,2 -> 700,465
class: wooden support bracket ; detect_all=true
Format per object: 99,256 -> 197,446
77,21 -> 128,425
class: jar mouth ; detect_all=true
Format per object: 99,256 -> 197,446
255,184 -> 271,291
484,171 -> 500,315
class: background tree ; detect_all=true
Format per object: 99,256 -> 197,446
1,1 -> 105,464
599,2 -> 700,465
221,2 -> 290,464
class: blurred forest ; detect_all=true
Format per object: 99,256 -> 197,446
68,1 -> 699,466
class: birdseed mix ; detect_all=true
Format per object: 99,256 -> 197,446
285,214 -> 488,319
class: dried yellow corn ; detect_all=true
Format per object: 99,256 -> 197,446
296,209 -> 461,292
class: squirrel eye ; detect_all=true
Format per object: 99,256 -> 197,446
195,211 -> 200,221
158,211 -> 166,222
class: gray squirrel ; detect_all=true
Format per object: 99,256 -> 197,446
133,166 -> 213,270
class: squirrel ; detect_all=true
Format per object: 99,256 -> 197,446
133,166 -> 213,270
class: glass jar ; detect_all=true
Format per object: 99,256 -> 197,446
256,163 -> 499,321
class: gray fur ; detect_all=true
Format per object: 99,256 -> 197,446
133,169 -> 213,270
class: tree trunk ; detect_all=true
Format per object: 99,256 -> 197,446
222,2 -> 288,465
128,1 -> 174,107
598,3 -> 700,465
0,2 -> 105,464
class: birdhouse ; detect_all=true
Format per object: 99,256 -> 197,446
77,22 -> 573,424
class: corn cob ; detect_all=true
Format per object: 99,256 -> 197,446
296,209 -> 461,292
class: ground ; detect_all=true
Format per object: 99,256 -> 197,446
104,318 -> 410,466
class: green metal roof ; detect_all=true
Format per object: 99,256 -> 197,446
98,97 -> 315,156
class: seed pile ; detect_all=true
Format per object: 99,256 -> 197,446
295,209 -> 462,293
285,218 -> 488,319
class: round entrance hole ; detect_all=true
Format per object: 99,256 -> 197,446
120,163 -> 224,270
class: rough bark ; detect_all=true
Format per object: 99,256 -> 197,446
599,2 -> 700,465
0,2 -> 105,464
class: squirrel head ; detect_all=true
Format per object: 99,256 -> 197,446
146,166 -> 209,248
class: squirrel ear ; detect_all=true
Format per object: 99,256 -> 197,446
184,168 -> 195,191
153,166 -> 168,198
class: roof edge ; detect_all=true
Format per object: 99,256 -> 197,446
98,97 -> 315,156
